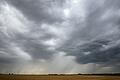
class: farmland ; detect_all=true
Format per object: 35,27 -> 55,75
0,74 -> 120,80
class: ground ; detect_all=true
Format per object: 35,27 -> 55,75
0,74 -> 120,80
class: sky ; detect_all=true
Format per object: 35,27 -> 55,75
0,0 -> 120,74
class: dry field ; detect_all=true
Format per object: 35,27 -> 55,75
0,74 -> 120,80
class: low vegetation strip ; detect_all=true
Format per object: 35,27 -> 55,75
0,74 -> 120,80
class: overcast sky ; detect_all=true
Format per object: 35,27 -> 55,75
0,0 -> 120,74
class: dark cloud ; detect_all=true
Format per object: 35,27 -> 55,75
58,0 -> 120,70
0,55 -> 18,64
21,40 -> 55,59
0,0 -> 120,73
72,39 -> 120,64
6,0 -> 65,24
0,0 -> 56,67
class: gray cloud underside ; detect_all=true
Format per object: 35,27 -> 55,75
0,0 -> 120,73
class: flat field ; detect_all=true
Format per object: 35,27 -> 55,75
0,74 -> 120,80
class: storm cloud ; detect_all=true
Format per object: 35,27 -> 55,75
0,0 -> 120,74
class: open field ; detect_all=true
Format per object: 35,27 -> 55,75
0,74 -> 120,80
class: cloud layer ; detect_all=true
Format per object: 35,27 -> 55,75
0,0 -> 120,74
